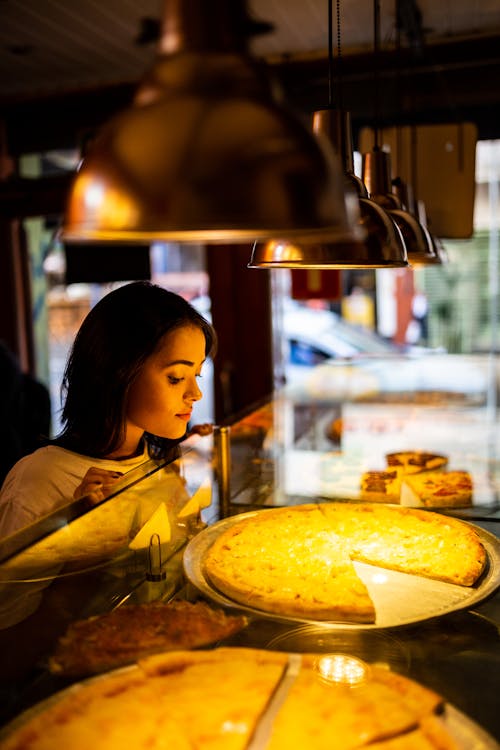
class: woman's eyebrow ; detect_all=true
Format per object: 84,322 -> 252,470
164,358 -> 206,367
165,358 -> 195,366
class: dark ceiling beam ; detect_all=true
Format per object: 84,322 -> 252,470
274,33 -> 500,141
1,32 -> 500,157
0,174 -> 73,218
0,85 -> 135,156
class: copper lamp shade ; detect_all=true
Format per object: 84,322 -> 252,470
362,148 -> 439,265
62,0 -> 351,244
248,190 -> 408,268
249,109 -> 408,269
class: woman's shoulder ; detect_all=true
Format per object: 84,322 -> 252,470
1,446 -> 109,500
0,446 -> 91,537
4,445 -> 90,477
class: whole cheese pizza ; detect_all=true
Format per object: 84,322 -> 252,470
400,471 -> 473,508
203,503 -> 486,623
0,647 -> 462,750
48,600 -> 248,677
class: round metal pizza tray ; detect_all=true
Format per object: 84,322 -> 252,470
0,660 -> 498,750
183,510 -> 500,630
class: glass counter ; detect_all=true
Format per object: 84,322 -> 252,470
0,352 -> 499,744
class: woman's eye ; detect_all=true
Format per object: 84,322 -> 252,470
168,375 -> 183,385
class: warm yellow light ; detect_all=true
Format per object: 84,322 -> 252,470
315,654 -> 370,686
68,174 -> 140,234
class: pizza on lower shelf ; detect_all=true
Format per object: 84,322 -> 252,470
48,600 -> 248,677
203,503 -> 487,623
400,471 -> 473,508
0,647 -> 462,750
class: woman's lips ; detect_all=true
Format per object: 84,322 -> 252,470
176,412 -> 192,422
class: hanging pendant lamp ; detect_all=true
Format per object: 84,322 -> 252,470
355,0 -> 435,267
362,147 -> 439,265
62,0 -> 349,244
248,0 -> 407,270
248,109 -> 408,268
415,199 -> 447,264
392,176 -> 443,266
405,125 -> 446,265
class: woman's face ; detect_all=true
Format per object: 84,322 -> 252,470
125,324 -> 206,446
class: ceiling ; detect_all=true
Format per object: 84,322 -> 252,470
0,0 -> 500,154
0,0 -> 499,100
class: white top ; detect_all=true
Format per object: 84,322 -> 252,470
0,445 -> 150,539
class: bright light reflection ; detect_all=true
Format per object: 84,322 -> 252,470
316,654 -> 370,686
371,572 -> 389,584
83,179 -> 105,209
221,720 -> 248,734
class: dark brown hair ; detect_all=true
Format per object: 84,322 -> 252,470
57,282 -> 216,458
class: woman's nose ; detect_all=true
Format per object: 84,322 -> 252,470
186,378 -> 202,401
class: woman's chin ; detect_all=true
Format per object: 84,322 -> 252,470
169,424 -> 189,440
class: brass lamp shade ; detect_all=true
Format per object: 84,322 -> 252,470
415,200 -> 446,265
248,109 -> 408,269
431,234 -> 448,264
248,192 -> 408,268
62,0 -> 350,244
362,149 -> 439,265
389,209 -> 439,266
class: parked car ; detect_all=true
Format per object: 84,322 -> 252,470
281,300 -> 400,369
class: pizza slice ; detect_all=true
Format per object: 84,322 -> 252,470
267,655 -> 448,750
48,601 -> 248,677
320,503 -> 486,587
386,452 -> 448,475
360,469 -> 402,503
400,471 -> 473,508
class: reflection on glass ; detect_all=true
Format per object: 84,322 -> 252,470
315,653 -> 370,685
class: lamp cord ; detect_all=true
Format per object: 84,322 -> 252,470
328,0 -> 334,107
336,0 -> 343,113
373,0 -> 381,149
327,0 -> 344,112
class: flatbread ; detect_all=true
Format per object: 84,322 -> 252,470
0,648 -> 461,750
203,503 -> 487,623
48,600 -> 248,677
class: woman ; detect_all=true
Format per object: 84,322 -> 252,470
0,282 -> 216,538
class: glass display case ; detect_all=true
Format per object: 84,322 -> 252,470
0,352 -> 499,745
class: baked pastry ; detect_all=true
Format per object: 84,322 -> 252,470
48,600 -> 248,677
360,469 -> 402,503
203,503 -> 486,623
0,647 -> 461,750
386,452 -> 448,475
400,471 -> 473,508
359,452 -> 450,505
